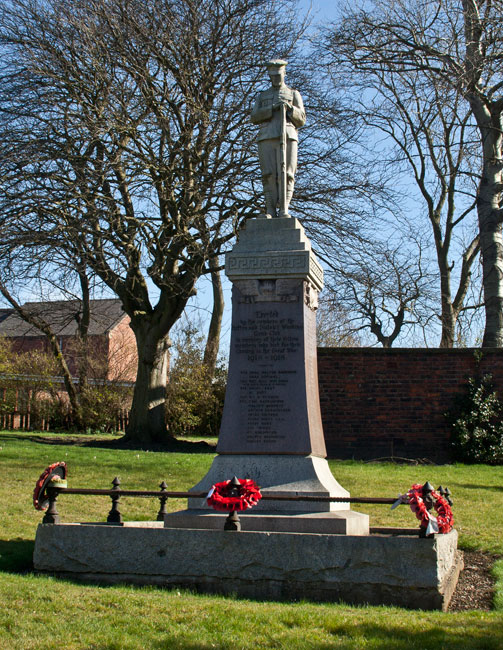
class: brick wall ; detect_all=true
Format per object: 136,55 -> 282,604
317,348 -> 503,463
11,334 -> 109,377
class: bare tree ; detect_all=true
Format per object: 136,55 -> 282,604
318,8 -> 483,347
321,239 -> 436,347
0,0 -> 304,443
316,297 -> 362,347
323,0 -> 503,347
0,229 -> 101,428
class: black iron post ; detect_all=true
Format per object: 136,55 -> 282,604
42,486 -> 61,524
224,476 -> 242,531
107,476 -> 123,524
224,510 -> 241,531
157,481 -> 169,521
418,481 -> 435,537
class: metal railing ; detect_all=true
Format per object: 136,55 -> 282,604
40,477 -> 452,536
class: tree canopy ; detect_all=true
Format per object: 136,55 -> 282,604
322,0 -> 503,347
0,0 -> 303,442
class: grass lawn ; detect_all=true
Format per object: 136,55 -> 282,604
1,430 -> 503,649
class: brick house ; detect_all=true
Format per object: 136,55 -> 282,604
0,298 -> 137,382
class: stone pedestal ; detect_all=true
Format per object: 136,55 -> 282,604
178,217 -> 367,534
33,523 -> 463,611
219,217 -> 325,457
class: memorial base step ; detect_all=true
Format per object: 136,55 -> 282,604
164,508 -> 369,535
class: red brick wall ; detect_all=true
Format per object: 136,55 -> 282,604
107,316 -> 138,382
317,348 -> 503,463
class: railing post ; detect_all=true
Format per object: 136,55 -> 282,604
157,481 -> 169,521
42,487 -> 61,524
107,477 -> 123,524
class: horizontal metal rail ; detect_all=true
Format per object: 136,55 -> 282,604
40,482 -> 406,530
55,487 -> 396,504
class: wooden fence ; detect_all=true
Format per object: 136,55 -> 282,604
0,407 -> 130,433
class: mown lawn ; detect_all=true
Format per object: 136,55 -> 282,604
1,430 -> 502,649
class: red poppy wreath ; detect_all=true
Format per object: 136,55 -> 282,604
33,461 -> 67,511
207,478 -> 262,512
406,483 -> 454,534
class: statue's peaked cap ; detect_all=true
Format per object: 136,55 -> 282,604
266,59 -> 287,70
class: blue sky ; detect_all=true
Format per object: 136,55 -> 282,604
301,0 -> 339,21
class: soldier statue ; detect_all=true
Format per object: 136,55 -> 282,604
251,59 -> 306,218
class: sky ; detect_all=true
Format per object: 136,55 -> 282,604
300,0 -> 339,21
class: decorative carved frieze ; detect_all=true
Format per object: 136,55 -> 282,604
226,251 -> 323,290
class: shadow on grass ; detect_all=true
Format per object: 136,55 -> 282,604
0,432 -> 216,454
0,539 -> 34,573
142,615 -> 503,650
6,569 -> 503,649
457,484 -> 503,492
317,620 -> 503,650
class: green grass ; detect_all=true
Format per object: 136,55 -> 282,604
1,430 -> 503,649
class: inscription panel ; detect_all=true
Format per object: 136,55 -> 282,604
218,282 -> 316,454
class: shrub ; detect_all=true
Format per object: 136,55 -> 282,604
80,384 -> 131,434
165,326 -> 226,437
448,374 -> 503,464
0,338 -> 131,433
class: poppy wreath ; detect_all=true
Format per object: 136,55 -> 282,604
207,478 -> 262,512
407,483 -> 454,534
33,462 -> 67,511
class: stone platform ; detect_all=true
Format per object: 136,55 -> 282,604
33,523 -> 463,611
165,509 -> 368,535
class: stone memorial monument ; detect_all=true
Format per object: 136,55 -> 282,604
34,59 -> 462,610
169,59 -> 368,535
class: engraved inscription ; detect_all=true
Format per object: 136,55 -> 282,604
232,308 -> 303,444
234,310 -> 302,363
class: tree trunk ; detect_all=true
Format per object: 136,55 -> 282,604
439,310 -> 455,347
76,267 -> 91,392
470,102 -> 503,347
479,207 -> 503,347
203,257 -> 224,377
124,321 -> 172,444
438,254 -> 456,348
46,331 -> 84,429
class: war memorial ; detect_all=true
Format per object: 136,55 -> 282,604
33,60 -> 463,610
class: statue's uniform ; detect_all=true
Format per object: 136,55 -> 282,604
251,85 -> 305,217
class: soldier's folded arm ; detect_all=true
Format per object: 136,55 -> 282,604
288,90 -> 306,128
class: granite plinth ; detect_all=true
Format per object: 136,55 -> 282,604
165,509 -> 368,535
33,523 -> 462,611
